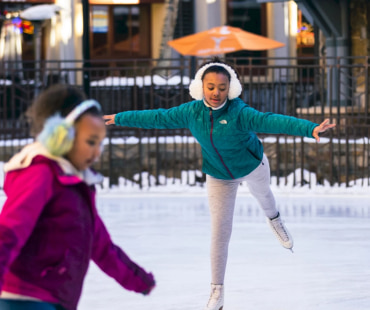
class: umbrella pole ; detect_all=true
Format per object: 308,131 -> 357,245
190,56 -> 197,78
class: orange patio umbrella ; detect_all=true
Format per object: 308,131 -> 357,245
167,25 -> 285,56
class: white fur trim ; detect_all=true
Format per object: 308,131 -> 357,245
189,62 -> 242,100
4,141 -> 103,185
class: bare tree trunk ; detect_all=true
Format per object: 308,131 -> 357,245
157,0 -> 180,71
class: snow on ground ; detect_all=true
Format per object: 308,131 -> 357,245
96,167 -> 370,199
90,75 -> 191,87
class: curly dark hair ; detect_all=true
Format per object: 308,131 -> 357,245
26,84 -> 101,137
199,57 -> 240,81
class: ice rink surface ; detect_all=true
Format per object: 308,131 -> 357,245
78,194 -> 370,310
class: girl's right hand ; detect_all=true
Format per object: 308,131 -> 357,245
103,114 -> 116,125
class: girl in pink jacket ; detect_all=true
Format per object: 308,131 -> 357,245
0,84 -> 155,310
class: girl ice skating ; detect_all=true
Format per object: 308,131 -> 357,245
103,58 -> 335,310
0,84 -> 156,310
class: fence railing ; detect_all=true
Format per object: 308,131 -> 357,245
0,56 -> 369,188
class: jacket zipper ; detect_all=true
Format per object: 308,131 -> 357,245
209,109 -> 235,179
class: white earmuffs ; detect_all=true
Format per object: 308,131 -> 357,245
188,62 -> 242,100
37,99 -> 101,156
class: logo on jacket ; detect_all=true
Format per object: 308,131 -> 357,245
219,120 -> 227,124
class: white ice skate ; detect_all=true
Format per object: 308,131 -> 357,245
204,284 -> 224,310
267,212 -> 294,252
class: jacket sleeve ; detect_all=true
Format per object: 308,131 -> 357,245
238,102 -> 318,138
91,215 -> 155,294
0,164 -> 54,290
114,101 -> 194,129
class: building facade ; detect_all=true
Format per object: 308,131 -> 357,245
0,0 -> 304,64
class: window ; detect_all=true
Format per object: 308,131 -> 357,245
113,6 -> 140,55
226,0 -> 267,65
173,0 -> 194,39
92,6 -> 109,56
90,4 -> 150,59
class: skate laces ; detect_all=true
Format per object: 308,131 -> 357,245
207,285 -> 223,307
268,214 -> 294,252
271,218 -> 289,241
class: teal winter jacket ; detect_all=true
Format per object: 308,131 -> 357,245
114,98 -> 318,180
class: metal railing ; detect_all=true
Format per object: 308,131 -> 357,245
0,56 -> 369,188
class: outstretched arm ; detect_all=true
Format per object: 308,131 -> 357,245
92,214 -> 155,295
102,104 -> 191,130
103,114 -> 116,125
312,119 -> 336,142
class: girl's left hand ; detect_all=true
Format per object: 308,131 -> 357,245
312,118 -> 336,142
141,284 -> 156,295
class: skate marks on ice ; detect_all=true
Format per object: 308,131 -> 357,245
78,195 -> 370,310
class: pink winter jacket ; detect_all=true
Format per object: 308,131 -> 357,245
0,144 -> 155,310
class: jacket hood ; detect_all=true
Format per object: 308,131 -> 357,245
4,141 -> 103,185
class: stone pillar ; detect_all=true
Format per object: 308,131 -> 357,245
269,1 -> 297,61
350,0 -> 370,57
268,0 -> 298,88
194,0 -> 223,32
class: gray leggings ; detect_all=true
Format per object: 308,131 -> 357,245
206,154 -> 278,284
